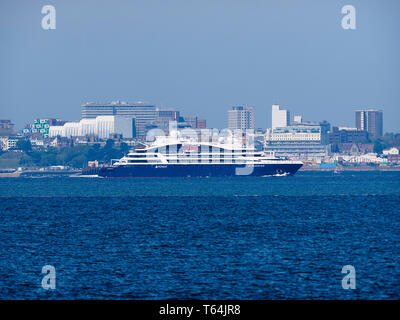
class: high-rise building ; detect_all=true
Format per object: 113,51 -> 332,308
81,101 -> 156,139
0,120 -> 14,136
147,109 -> 207,136
148,107 -> 181,135
271,105 -> 290,129
228,106 -> 255,131
156,108 -> 180,122
183,116 -> 198,129
355,109 -> 383,137
182,117 -> 207,129
197,119 -> 206,129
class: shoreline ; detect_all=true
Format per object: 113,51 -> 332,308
299,166 -> 400,171
0,170 -> 81,178
1,167 -> 400,177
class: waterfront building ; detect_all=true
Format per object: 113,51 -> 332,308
355,109 -> 383,137
228,106 -> 255,131
333,153 -> 385,164
272,105 -> 290,129
81,100 -> 156,138
49,116 -> 135,139
387,154 -> 400,164
383,147 -> 399,155
0,120 -> 14,136
266,106 -> 330,160
336,143 -> 374,155
384,148 -> 400,164
265,124 -> 329,160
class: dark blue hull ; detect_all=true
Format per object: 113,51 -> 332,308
97,163 -> 303,178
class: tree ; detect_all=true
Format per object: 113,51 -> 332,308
119,142 -> 130,155
104,139 -> 115,150
373,140 -> 383,154
16,139 -> 32,152
39,152 -> 57,166
331,144 -> 340,153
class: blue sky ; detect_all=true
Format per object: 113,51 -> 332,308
0,0 -> 399,132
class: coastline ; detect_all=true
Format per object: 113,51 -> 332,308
299,166 -> 400,171
0,169 -> 81,178
1,167 -> 400,177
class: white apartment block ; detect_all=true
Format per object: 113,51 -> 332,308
271,105 -> 290,129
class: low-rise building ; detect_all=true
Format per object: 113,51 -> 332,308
333,153 -> 385,164
382,147 -> 400,164
383,147 -> 399,155
0,136 -> 20,151
29,137 -> 45,148
387,154 -> 400,164
336,143 -> 374,155
49,116 -> 135,139
329,126 -> 369,144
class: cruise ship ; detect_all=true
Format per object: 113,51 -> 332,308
96,132 -> 303,178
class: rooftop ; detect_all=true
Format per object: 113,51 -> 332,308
82,100 -> 154,107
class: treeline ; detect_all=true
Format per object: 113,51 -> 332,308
371,133 -> 400,154
331,133 -> 400,154
18,140 -> 130,168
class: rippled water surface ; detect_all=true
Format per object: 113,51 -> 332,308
0,171 -> 399,299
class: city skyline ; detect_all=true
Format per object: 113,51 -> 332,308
1,1 -> 399,132
0,100 -> 393,135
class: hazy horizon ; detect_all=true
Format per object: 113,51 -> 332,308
1,0 -> 399,132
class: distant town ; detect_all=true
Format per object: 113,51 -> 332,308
1,101 -> 399,174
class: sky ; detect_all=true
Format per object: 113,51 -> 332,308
0,0 -> 399,132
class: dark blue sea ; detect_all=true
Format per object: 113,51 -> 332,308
0,171 -> 399,299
